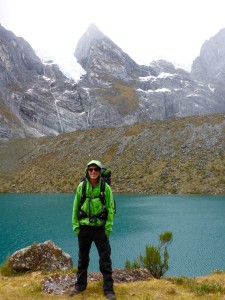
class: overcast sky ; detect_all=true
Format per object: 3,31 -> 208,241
1,0 -> 225,71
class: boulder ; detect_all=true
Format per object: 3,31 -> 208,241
9,240 -> 73,272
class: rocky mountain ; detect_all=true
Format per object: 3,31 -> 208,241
191,28 -> 225,83
0,24 -> 89,140
0,23 -> 225,140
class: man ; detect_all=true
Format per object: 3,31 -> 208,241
70,160 -> 116,300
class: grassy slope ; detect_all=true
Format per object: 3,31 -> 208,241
1,271 -> 225,299
0,113 -> 224,194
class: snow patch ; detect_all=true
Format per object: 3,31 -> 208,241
158,72 -> 175,78
137,88 -> 171,93
139,75 -> 156,81
35,49 -> 86,82
139,72 -> 175,82
186,94 -> 198,98
155,88 -> 171,93
208,84 -> 215,92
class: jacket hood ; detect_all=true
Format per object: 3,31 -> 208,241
87,160 -> 102,168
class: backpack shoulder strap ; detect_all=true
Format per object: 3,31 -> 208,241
100,179 -> 106,205
79,178 -> 87,208
100,179 -> 116,214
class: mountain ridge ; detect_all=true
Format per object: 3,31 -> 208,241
1,23 -> 225,140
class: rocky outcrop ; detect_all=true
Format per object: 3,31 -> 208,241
9,240 -> 73,272
42,269 -> 152,295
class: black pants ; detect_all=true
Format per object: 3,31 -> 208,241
75,225 -> 114,292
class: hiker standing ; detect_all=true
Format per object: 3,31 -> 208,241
70,160 -> 116,300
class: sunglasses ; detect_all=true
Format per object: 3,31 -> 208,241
88,167 -> 100,172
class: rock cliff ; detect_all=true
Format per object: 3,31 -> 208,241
1,24 -> 225,140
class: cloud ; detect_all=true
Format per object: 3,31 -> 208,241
1,0 -> 225,70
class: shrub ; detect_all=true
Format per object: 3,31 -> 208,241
139,231 -> 173,279
124,231 -> 173,279
212,269 -> 225,274
125,259 -> 131,269
125,258 -> 140,270
0,258 -> 13,276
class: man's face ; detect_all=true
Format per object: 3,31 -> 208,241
87,164 -> 100,180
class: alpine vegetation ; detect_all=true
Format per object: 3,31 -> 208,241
125,231 -> 173,279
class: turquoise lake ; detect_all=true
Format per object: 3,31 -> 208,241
0,193 -> 225,277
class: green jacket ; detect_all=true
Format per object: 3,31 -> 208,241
72,179 -> 115,236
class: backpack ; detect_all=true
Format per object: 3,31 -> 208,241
79,166 -> 116,220
101,166 -> 112,185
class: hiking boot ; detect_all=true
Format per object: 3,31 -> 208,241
68,288 -> 82,296
104,291 -> 116,300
